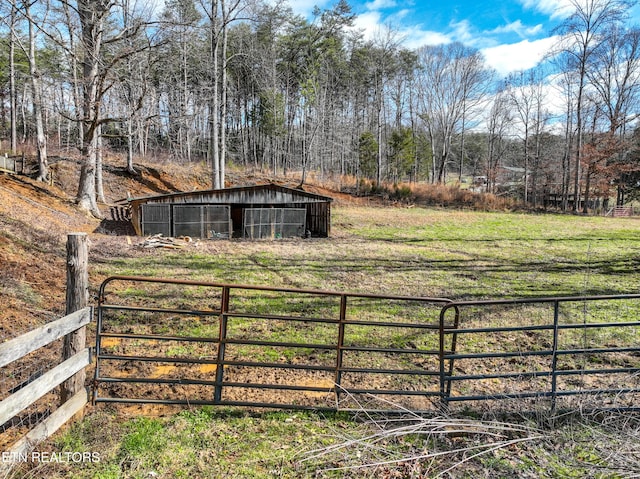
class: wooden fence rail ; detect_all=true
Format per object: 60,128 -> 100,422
1,233 -> 90,473
606,206 -> 633,217
0,307 -> 91,469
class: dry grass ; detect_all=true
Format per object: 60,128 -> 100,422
298,391 -> 546,478
321,175 -> 517,211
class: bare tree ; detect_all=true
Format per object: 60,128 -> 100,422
200,0 -> 245,189
486,89 -> 512,193
589,27 -> 640,131
160,0 -> 202,163
73,0 -> 112,217
9,2 -> 19,153
26,1 -> 49,181
369,27 -> 401,185
553,0 -> 634,212
56,0 -> 160,216
584,25 -> 640,210
416,43 -> 491,184
507,68 -> 550,204
5,0 -> 50,179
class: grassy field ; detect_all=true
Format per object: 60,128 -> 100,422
96,206 -> 639,299
10,205 -> 640,478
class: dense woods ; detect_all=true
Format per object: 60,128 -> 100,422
1,0 -> 640,216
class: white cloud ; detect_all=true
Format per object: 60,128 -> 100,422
449,19 -> 476,44
489,20 -> 544,38
352,10 -> 385,36
481,35 -> 559,76
402,27 -> 452,48
352,11 -> 452,47
387,8 -> 411,22
519,0 -> 575,20
364,0 -> 398,9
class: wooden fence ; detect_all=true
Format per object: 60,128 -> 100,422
0,233 -> 90,473
608,206 -> 633,217
0,155 -> 23,174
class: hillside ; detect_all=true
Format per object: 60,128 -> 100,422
0,157 -> 225,338
0,155 -> 366,340
0,171 -> 91,338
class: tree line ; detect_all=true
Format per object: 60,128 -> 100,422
1,0 -> 640,216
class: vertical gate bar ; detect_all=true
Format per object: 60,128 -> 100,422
92,299 -> 104,406
214,285 -> 230,404
445,305 -> 460,399
439,304 -> 460,411
550,300 -> 560,414
439,306 -> 448,411
334,294 -> 347,409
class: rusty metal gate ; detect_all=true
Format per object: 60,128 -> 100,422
93,276 -> 640,413
93,276 -> 452,412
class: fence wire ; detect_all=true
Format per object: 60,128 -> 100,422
0,340 -> 62,450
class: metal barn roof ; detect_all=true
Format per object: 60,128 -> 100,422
127,183 -> 333,206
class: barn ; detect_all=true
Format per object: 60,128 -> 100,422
127,184 -> 333,239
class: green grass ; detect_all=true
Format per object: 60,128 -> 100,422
95,207 -> 640,301
13,206 -> 640,478
23,407 -> 640,478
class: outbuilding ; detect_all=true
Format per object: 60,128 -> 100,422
127,184 -> 332,239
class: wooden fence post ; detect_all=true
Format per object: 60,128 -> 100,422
60,233 -> 89,406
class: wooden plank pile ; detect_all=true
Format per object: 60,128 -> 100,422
140,233 -> 196,249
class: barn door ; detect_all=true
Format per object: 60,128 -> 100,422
242,208 -> 306,239
141,204 -> 171,236
173,205 -> 231,239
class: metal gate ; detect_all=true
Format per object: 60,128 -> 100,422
93,276 -> 640,413
93,276 -> 451,412
439,295 -> 640,412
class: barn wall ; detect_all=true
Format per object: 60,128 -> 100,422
129,186 -> 332,239
305,202 -> 330,237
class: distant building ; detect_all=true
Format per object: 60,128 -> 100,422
127,184 -> 333,239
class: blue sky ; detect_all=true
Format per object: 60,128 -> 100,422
289,0 -> 638,77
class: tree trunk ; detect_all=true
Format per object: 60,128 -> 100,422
76,0 -> 107,218
209,0 -> 222,189
459,102 -> 466,183
523,131 -> 529,203
9,3 -> 18,153
582,162 -> 591,214
27,3 -> 48,182
126,118 -> 137,174
77,133 -> 101,216
220,0 -> 229,187
63,1 -> 84,152
96,125 -> 105,203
